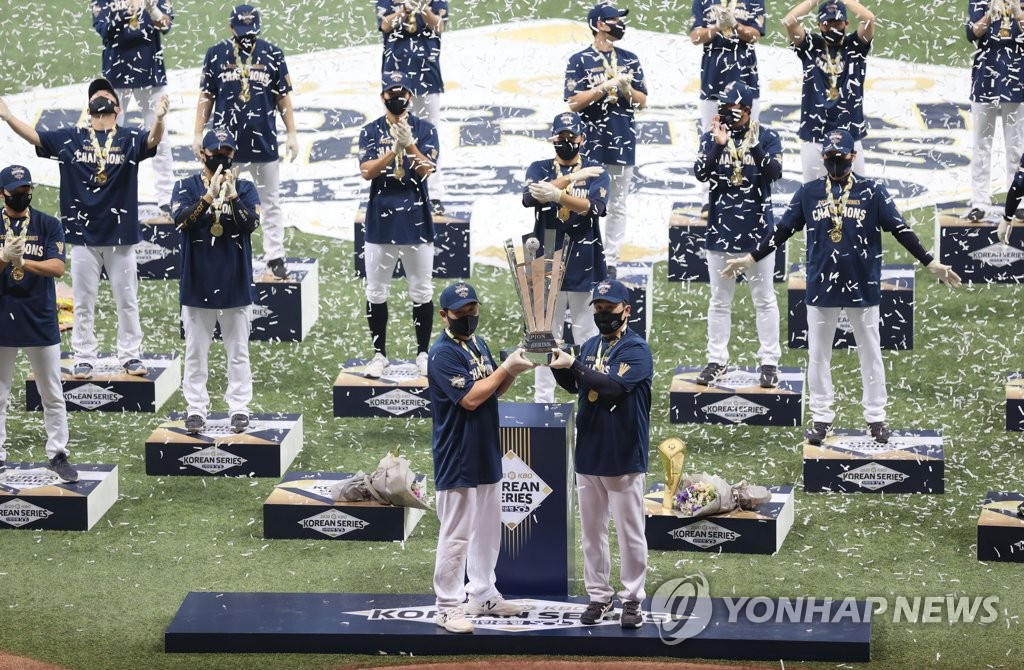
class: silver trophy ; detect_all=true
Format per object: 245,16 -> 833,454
505,230 -> 571,365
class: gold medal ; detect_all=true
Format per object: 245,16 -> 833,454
554,159 -> 581,222
96,170 -> 108,185
827,86 -> 840,101
394,163 -> 406,180
730,166 -> 744,186
825,174 -> 855,245
557,206 -> 570,222
588,390 -> 599,403
830,228 -> 842,243
88,125 -> 117,186
234,40 -> 255,104
129,12 -> 140,29
210,222 -> 224,237
1001,26 -> 1011,37
240,83 -> 251,104
10,267 -> 24,281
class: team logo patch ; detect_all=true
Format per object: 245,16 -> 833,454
450,375 -> 466,389
56,241 -> 64,254
215,129 -> 228,142
596,281 -> 611,294
387,72 -> 404,84
10,166 -> 26,180
455,283 -> 469,297
237,12 -> 256,25
829,131 -> 844,145
617,362 -> 630,377
599,187 -> 607,198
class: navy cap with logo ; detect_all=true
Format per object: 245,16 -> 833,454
588,2 -> 628,28
231,4 -> 261,35
440,282 -> 479,310
382,71 -> 411,94
0,165 -> 33,192
552,111 -> 584,136
590,279 -> 630,305
817,1 -> 847,22
821,129 -> 855,155
202,128 -> 237,152
718,81 -> 754,109
87,77 -> 119,106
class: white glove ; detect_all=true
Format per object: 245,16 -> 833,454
146,0 -> 165,22
192,133 -> 203,159
567,166 -> 604,182
718,8 -> 738,30
988,0 -> 1005,21
501,348 -> 535,376
528,181 -> 563,204
720,253 -> 755,278
223,169 -> 238,200
154,95 -> 169,120
926,259 -> 962,287
747,120 -> 760,147
391,123 -> 414,150
1,237 -> 24,264
999,215 -> 1013,244
0,97 -> 11,122
548,348 -> 575,369
205,165 -> 225,200
614,72 -> 633,93
598,77 -> 619,93
285,131 -> 300,161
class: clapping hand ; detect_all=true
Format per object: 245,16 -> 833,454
566,166 -> 604,182
528,181 -> 563,204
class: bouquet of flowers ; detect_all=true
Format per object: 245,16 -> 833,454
667,473 -> 770,519
330,449 -> 431,510
673,480 -> 720,517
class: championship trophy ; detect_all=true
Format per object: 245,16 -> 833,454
657,437 -> 687,510
505,229 -> 571,365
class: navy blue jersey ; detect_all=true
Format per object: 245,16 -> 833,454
36,125 -> 155,246
793,32 -> 871,142
564,46 -> 648,166
376,0 -> 448,95
777,175 -> 913,308
359,113 -> 439,245
695,124 -> 783,253
0,209 -> 65,347
172,175 -> 260,309
200,38 -> 293,163
523,159 -> 610,291
691,0 -> 766,99
92,0 -> 173,88
428,332 -> 502,490
967,1 -> 1024,103
572,328 -> 652,477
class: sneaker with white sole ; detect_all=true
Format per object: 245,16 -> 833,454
435,605 -> 474,633
48,453 -> 79,483
364,352 -> 388,379
466,596 -> 523,617
620,600 -> 644,628
123,358 -> 148,376
416,351 -> 429,377
185,414 -> 205,434
580,600 -> 613,625
72,362 -> 94,379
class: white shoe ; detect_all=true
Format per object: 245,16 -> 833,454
466,596 -> 523,617
416,351 -> 429,377
364,353 -> 388,379
435,605 -> 474,633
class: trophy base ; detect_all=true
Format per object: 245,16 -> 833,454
522,333 -> 560,365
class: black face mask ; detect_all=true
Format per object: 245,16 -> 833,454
607,22 -> 626,40
4,193 -> 32,213
88,96 -> 116,115
384,95 -> 410,116
554,140 -> 581,161
594,309 -> 626,336
447,313 -> 479,338
822,27 -> 845,44
235,34 -> 257,52
824,155 -> 853,180
204,154 -> 233,174
717,104 -> 743,128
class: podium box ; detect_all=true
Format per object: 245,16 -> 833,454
667,203 -> 786,282
27,353 -> 179,413
0,464 -> 118,531
787,264 -> 915,350
670,366 -> 804,426
496,402 -> 575,597
333,360 -> 429,418
977,491 -> 1024,562
250,257 -> 319,341
644,484 -> 794,554
934,202 -> 1024,283
263,471 -> 427,541
137,208 -> 182,279
803,429 -> 944,494
354,206 -> 470,279
618,262 -> 652,340
145,413 -> 303,477
1007,374 -> 1024,431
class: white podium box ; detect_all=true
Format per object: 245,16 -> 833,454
667,202 -> 787,282
935,202 -> 1024,284
333,359 -> 429,418
27,353 -> 179,413
977,491 -> 1024,562
803,429 -> 944,494
0,464 -> 118,531
670,366 -> 804,426
251,257 -> 320,341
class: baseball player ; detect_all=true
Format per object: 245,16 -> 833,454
693,81 -> 783,388
523,111 -> 610,403
359,71 -> 440,379
91,0 -> 176,220
549,279 -> 653,629
964,0 -> 1024,222
723,130 -> 961,445
194,4 -> 297,280
0,78 -> 167,380
172,129 -> 260,435
428,282 -> 534,634
689,0 -> 766,214
1000,152 -> 1024,242
0,165 -> 76,483
782,0 -> 875,182
376,0 -> 449,216
565,2 -> 648,278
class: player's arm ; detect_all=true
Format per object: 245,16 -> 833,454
689,1 -> 720,45
359,151 -> 397,180
378,1 -> 406,35
91,1 -> 115,41
843,0 -> 875,41
750,128 -> 783,182
405,142 -> 436,179
194,89 -> 214,154
22,257 -> 64,278
735,23 -> 761,43
782,0 -> 814,44
752,190 -> 805,261
459,364 -> 518,410
422,2 -> 446,33
1005,161 -> 1024,218
146,95 -> 169,149
968,2 -> 995,39
0,98 -> 41,147
694,126 -> 726,182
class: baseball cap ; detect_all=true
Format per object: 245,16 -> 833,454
552,111 -> 584,136
440,282 -> 479,310
230,4 -> 261,35
381,71 -> 411,94
588,2 -> 628,27
202,128 -> 237,152
590,279 -> 630,305
0,165 -> 33,192
821,129 -> 855,155
817,1 -> 847,22
87,77 -> 119,105
718,81 -> 754,109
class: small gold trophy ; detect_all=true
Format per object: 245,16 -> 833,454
657,437 -> 687,510
505,230 -> 571,365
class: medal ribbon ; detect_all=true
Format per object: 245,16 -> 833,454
445,330 -> 487,374
201,173 -> 229,231
386,118 -> 407,180
821,42 -> 843,98
593,47 -> 619,102
724,126 -> 754,186
233,40 -> 255,103
825,174 -> 855,242
88,126 -> 117,179
2,210 -> 30,280
553,158 -> 581,222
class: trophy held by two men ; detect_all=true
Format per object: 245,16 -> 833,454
505,229 -> 571,365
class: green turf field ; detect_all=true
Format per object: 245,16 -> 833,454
1,2 -> 1021,669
